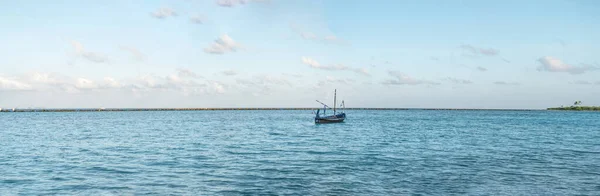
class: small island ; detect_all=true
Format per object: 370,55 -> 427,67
548,101 -> 600,111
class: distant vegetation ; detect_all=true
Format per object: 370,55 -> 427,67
548,101 -> 600,111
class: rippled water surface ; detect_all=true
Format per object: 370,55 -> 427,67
1,110 -> 600,195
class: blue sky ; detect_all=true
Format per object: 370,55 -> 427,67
1,0 -> 599,109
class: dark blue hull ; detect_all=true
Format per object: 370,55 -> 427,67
315,113 -> 346,123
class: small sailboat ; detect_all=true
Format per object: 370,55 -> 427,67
314,89 -> 346,123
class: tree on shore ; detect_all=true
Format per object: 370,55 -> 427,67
574,101 -> 582,106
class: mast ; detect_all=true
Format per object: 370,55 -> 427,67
333,89 -> 337,114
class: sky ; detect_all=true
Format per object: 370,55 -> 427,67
1,0 -> 599,109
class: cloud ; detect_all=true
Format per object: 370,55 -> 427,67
301,57 -> 321,67
216,0 -> 270,7
151,7 -> 177,19
323,35 -> 347,45
72,41 -> 109,63
0,76 -> 33,91
537,56 -> 597,74
75,78 -> 98,90
26,72 -> 65,86
1,72 -> 128,93
323,35 -> 338,42
316,76 -> 355,87
493,81 -> 520,86
569,80 -> 600,85
129,72 -> 223,95
354,68 -> 370,76
103,77 -> 122,88
190,15 -> 205,24
460,44 -> 499,57
0,70 -> 223,96
570,80 -> 592,85
300,32 -> 317,40
210,81 -> 226,94
120,46 -> 145,61
382,71 -> 440,85
216,0 -> 246,7
299,33 -> 346,44
290,23 -> 348,45
177,68 -> 202,79
221,70 -> 238,76
476,66 -> 488,72
282,73 -> 303,78
301,57 -> 370,76
235,74 -> 291,96
204,35 -> 241,54
236,75 -> 291,86
445,77 -> 473,84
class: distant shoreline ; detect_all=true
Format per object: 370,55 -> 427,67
547,106 -> 600,111
0,108 -> 547,112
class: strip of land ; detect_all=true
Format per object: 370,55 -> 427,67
547,106 -> 600,111
0,108 -> 542,112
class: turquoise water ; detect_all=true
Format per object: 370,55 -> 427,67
1,110 -> 599,195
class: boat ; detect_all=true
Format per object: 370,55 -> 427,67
314,89 -> 346,123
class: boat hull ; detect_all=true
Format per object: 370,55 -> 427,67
315,113 -> 346,124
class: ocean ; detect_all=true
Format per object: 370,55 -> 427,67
1,110 -> 599,195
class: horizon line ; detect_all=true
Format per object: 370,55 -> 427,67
0,107 -> 549,112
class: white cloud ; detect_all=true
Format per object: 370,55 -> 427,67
256,75 -> 291,86
204,35 -> 241,54
235,74 -> 291,96
571,80 -> 592,85
0,70 -> 222,96
221,70 -> 238,76
190,15 -> 205,24
0,76 -> 32,91
236,74 -> 291,86
103,77 -> 122,88
72,41 -> 109,63
354,68 -> 370,76
445,77 -> 473,84
323,35 -> 347,45
316,76 -> 355,87
537,56 -> 597,74
135,74 -> 164,89
177,68 -> 202,79
26,72 -> 64,85
300,32 -> 317,40
494,81 -> 520,86
21,72 -> 74,92
282,73 -> 303,78
120,46 -> 145,61
301,57 -> 370,76
324,36 -> 338,41
126,71 -> 227,96
460,44 -> 499,56
290,23 -> 348,45
151,7 -> 177,19
210,81 -> 226,94
382,71 -> 439,85
476,66 -> 488,72
216,0 -> 269,7
301,57 -> 321,68
75,78 -> 98,89
216,0 -> 246,7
